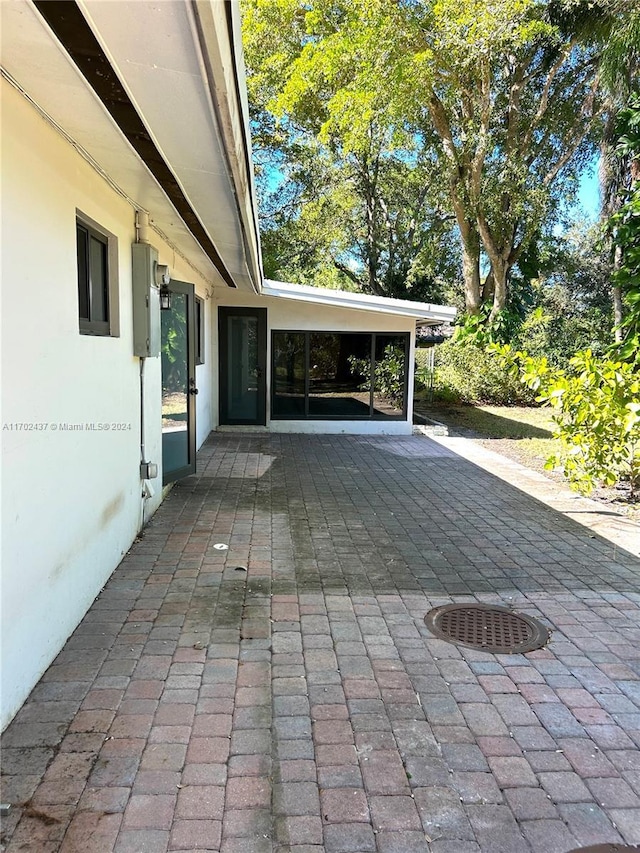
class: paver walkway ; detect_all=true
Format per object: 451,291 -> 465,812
2,432 -> 640,853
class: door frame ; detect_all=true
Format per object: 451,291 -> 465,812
218,307 -> 267,426
161,279 -> 197,485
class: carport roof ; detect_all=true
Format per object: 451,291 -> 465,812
263,279 -> 457,325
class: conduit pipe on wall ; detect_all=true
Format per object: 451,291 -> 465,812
136,210 -> 153,530
139,356 -> 153,530
135,210 -> 152,244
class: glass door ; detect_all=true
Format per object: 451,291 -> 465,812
161,280 -> 196,484
218,307 -> 267,425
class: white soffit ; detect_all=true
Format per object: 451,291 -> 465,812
263,280 -> 457,325
80,0 -> 260,291
0,0 -> 259,291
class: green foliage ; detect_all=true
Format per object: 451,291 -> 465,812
491,343 -> 640,497
453,305 -> 524,347
595,0 -> 640,98
242,0 -> 457,300
349,343 -> 406,406
607,95 -> 640,366
161,314 -> 187,393
433,339 -> 536,405
513,223 -> 615,365
243,0 -> 608,317
414,348 -> 434,391
611,187 -> 640,365
373,344 -> 406,406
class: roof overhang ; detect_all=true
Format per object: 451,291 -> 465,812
0,0 -> 262,291
263,280 -> 457,326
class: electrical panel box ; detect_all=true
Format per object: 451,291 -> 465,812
132,243 -> 161,357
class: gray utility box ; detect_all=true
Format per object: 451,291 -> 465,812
132,243 -> 161,357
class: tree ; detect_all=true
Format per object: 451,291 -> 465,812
590,1 -> 640,339
244,9 -> 459,299
514,222 -> 615,365
243,0 -> 609,319
608,96 -> 640,366
255,129 -> 458,300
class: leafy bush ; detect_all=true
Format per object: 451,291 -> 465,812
349,343 -> 406,406
516,300 -> 612,368
432,339 -> 535,405
491,345 -> 640,498
452,305 -> 523,348
373,344 -> 406,406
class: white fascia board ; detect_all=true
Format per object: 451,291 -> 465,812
228,0 -> 264,290
188,0 -> 263,293
78,0 -> 261,292
262,280 -> 457,325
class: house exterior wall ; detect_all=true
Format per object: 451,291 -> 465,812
196,294 -> 215,449
214,289 -> 417,435
0,81 -> 215,730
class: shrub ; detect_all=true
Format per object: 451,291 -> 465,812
373,343 -> 406,406
432,339 -> 536,405
349,343 -> 406,406
491,344 -> 640,498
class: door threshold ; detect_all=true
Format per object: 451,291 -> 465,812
216,425 -> 269,433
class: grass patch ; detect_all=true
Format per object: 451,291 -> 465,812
418,402 -> 554,439
416,401 -> 559,471
415,401 -> 561,472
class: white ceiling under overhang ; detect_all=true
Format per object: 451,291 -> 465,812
0,0 -> 261,292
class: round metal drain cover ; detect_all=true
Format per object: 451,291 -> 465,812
424,603 -> 551,654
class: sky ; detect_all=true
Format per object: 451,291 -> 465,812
577,161 -> 600,221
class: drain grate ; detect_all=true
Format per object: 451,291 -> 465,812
424,603 -> 551,654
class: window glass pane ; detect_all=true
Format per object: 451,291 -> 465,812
273,332 -> 306,417
308,333 -> 372,417
89,234 -> 108,323
372,335 -> 407,418
226,315 -> 259,420
162,292 -> 189,473
195,298 -> 204,364
76,224 -> 89,320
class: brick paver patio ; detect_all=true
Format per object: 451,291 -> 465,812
2,433 -> 640,852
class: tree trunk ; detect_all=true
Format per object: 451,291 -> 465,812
613,245 -> 624,342
489,260 -> 509,321
613,284 -> 624,342
461,239 -> 482,314
481,270 -> 495,302
476,210 -> 514,322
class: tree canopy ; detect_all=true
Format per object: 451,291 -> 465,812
242,0 -> 635,318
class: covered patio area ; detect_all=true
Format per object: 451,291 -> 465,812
2,433 -> 640,852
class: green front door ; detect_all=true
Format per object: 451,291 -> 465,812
218,307 -> 267,425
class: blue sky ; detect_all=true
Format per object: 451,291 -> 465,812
578,162 -> 600,221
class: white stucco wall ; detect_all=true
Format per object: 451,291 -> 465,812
214,288 -> 418,434
1,65 -> 424,728
0,81 -> 216,729
195,293 -> 215,448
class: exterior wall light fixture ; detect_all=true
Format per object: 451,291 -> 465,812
155,263 -> 171,310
